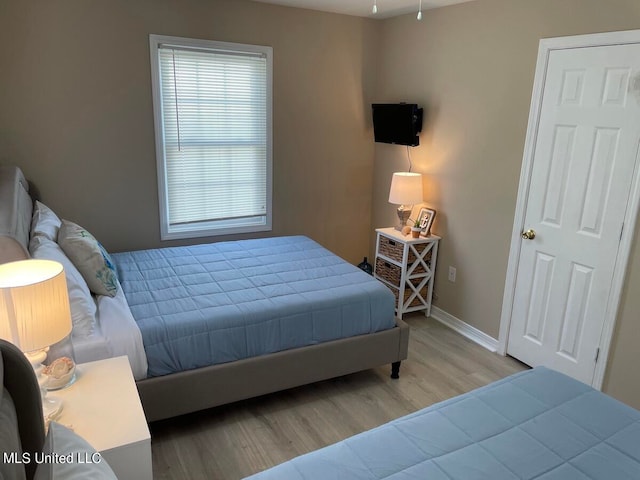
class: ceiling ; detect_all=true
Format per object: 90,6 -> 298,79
251,0 -> 477,19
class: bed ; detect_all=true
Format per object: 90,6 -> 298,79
245,367 -> 640,479
0,165 -> 409,421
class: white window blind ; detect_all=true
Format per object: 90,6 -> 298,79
150,35 -> 272,239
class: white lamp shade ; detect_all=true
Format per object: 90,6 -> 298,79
388,172 -> 423,205
0,259 -> 72,353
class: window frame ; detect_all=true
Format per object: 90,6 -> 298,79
149,34 -> 273,240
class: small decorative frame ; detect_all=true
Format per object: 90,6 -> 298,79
418,208 -> 436,236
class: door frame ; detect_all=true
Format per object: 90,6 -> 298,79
498,29 -> 640,389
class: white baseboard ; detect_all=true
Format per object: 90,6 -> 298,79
430,306 -> 499,353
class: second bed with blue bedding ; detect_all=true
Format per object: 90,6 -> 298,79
112,236 -> 396,377
246,367 -> 640,479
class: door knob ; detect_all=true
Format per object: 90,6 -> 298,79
521,229 -> 536,240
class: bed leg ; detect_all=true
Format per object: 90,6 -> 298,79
391,361 -> 401,379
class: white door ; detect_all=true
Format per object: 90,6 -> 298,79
506,42 -> 640,384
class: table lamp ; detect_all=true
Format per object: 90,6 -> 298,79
0,259 -> 76,419
388,172 -> 423,230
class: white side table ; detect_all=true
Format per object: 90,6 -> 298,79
374,227 -> 440,319
53,356 -> 152,480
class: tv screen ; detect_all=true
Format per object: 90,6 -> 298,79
372,103 -> 423,147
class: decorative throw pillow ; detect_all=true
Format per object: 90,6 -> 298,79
33,422 -> 117,480
30,236 -> 97,337
29,201 -> 62,248
57,220 -> 118,298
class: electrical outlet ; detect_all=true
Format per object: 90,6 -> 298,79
433,292 -> 439,300
448,266 -> 456,282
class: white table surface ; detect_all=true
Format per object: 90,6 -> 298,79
52,355 -> 151,479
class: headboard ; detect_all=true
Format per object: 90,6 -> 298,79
0,166 -> 32,263
0,339 -> 45,480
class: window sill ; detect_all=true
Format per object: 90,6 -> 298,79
160,218 -> 272,241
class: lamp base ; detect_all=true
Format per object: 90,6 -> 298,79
24,349 -> 47,374
37,371 -> 63,420
42,396 -> 63,420
395,205 -> 412,230
43,334 -> 77,391
28,349 -> 66,421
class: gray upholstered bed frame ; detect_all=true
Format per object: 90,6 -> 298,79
0,166 -> 409,422
0,339 -> 45,480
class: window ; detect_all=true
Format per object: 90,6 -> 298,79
149,35 -> 272,240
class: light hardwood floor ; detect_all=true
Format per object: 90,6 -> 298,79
150,315 -> 528,479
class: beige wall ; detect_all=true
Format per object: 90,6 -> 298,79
0,0 -> 379,264
373,0 -> 640,408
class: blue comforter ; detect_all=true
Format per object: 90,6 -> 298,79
246,367 -> 640,479
112,236 -> 396,377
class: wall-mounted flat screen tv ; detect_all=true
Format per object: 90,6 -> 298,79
372,103 -> 423,147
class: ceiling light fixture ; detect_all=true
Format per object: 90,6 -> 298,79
372,0 -> 423,20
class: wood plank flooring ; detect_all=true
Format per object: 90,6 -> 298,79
150,315 -> 528,479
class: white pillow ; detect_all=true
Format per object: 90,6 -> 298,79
29,201 -> 62,247
58,220 -> 118,298
33,422 -> 117,480
29,236 -> 96,338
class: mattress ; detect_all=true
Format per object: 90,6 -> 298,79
112,236 -> 396,377
246,367 -> 640,479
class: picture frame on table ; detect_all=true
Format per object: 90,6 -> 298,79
418,208 -> 436,236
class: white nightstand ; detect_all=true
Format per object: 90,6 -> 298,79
53,356 -> 152,480
374,227 -> 440,320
